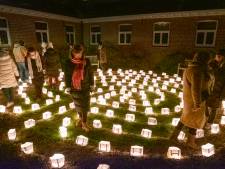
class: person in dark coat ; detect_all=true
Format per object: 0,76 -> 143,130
205,49 -> 225,128
26,47 -> 44,99
65,44 -> 94,132
170,51 -> 210,149
44,42 -> 61,89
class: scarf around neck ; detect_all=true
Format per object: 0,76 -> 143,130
71,58 -> 86,90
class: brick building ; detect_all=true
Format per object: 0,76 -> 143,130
0,2 -> 225,69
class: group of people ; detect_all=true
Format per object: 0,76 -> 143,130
0,41 -> 61,108
170,49 -> 225,150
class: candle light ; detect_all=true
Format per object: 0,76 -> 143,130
50,153 -> 65,168
167,147 -> 181,159
58,106 -> 67,114
97,164 -> 110,169
24,119 -> 36,128
42,111 -> 52,120
112,124 -> 122,134
141,129 -> 152,138
0,105 -> 6,113
202,143 -> 215,157
76,135 -> 88,146
93,120 -> 102,128
59,126 -> 67,138
91,107 -> 99,114
130,146 -> 143,157
106,109 -> 114,118
21,142 -> 33,154
13,106 -> 23,114
196,129 -> 204,138
125,114 -> 135,122
148,117 -> 157,125
161,108 -> 170,115
8,129 -> 16,141
99,141 -> 111,152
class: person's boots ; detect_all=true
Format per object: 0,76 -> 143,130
186,133 -> 199,150
169,128 -> 180,141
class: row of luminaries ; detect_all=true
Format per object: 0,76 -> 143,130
17,140 -> 216,169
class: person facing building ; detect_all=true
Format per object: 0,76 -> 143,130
13,40 -> 29,83
43,42 -> 61,89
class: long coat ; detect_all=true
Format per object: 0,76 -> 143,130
0,52 -> 19,88
44,48 -> 61,77
65,58 -> 94,113
180,63 -> 208,129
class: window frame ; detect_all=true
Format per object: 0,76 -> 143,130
35,21 -> 49,43
153,22 -> 170,47
118,24 -> 132,45
90,25 -> 101,45
65,25 -> 75,44
195,20 -> 218,47
0,17 -> 11,46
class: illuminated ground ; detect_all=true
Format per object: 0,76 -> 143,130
0,69 -> 225,169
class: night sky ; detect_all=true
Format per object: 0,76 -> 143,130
0,0 -> 225,18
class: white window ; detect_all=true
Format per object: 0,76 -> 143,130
153,22 -> 170,46
90,25 -> 101,45
0,18 -> 11,46
35,21 -> 49,43
119,24 -> 132,45
195,21 -> 217,47
65,26 -> 75,44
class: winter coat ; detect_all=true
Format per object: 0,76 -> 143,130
44,48 -> 61,76
13,44 -> 27,63
207,60 -> 225,108
0,52 -> 19,88
65,58 -> 94,113
180,62 -> 208,129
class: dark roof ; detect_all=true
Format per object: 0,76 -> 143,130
0,0 -> 225,18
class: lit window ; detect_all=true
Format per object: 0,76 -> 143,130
119,24 -> 132,45
90,25 -> 101,45
153,22 -> 170,46
0,18 -> 10,46
35,22 -> 49,43
65,26 -> 75,44
195,21 -> 217,47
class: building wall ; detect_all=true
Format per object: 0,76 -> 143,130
83,15 -> 225,69
0,12 -> 81,53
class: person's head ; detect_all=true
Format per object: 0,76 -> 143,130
18,40 -> 25,46
47,42 -> 53,49
215,48 -> 225,63
27,47 -> 36,59
193,51 -> 210,65
41,42 -> 47,49
71,44 -> 84,59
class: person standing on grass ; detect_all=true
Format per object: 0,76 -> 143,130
0,47 -> 19,108
170,51 -> 210,149
97,41 -> 107,72
26,47 -> 44,100
205,49 -> 225,129
65,44 -> 94,132
13,40 -> 29,83
44,42 -> 61,89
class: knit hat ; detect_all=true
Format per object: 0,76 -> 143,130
216,48 -> 225,57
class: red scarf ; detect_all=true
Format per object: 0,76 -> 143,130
71,58 -> 86,90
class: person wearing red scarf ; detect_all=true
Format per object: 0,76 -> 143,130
65,44 -> 94,132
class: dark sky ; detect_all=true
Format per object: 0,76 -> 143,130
0,0 -> 225,18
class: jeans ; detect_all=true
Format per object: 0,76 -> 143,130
2,88 -> 14,102
17,62 -> 29,82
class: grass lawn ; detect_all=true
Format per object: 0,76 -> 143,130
0,69 -> 225,169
